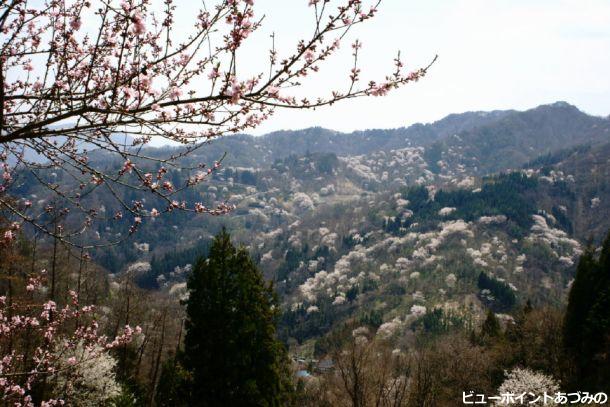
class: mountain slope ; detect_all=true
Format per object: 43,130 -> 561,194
424,102 -> 610,176
28,101 -> 603,353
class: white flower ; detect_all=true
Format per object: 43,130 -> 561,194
169,283 -> 188,300
352,326 -> 369,338
445,273 -> 457,287
410,305 -> 427,317
332,295 -> 346,305
321,233 -> 338,248
412,291 -> 425,301
495,368 -> 560,406
126,261 -> 151,274
52,343 -> 121,406
261,250 -> 273,262
293,192 -> 315,212
318,227 -> 330,236
456,176 -> 475,188
438,207 -> 456,216
478,215 -> 507,224
395,257 -> 410,271
133,242 -> 149,252
306,305 -> 319,314
590,197 -> 600,208
377,317 -> 402,338
395,198 -> 410,208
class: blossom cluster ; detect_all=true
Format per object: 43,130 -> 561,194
0,271 -> 140,405
0,0 -> 434,247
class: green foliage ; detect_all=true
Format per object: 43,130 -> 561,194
383,282 -> 406,296
564,250 -> 598,353
279,298 -> 345,344
551,206 -> 573,234
96,244 -> 138,274
181,229 -> 293,406
524,144 -> 591,169
415,308 -> 464,335
481,309 -> 501,339
521,241 -> 558,274
564,230 -> 610,391
393,172 -> 538,236
271,152 -> 338,178
138,241 -> 211,289
360,278 -> 379,294
423,141 -> 444,174
346,285 -> 359,301
111,384 -> 145,407
359,310 -> 383,329
276,244 -> 308,282
239,170 -> 258,186
155,358 -> 192,407
478,272 -> 517,312
315,153 -> 339,175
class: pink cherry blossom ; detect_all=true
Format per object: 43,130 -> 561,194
70,18 -> 82,31
304,49 -> 315,63
169,87 -> 182,101
0,0 -> 434,248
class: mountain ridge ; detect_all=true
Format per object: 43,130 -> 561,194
135,102 -> 608,173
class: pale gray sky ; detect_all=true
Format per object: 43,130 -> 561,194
205,0 -> 610,134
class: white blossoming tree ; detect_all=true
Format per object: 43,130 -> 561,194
496,367 -> 560,406
0,271 -> 139,405
52,343 -> 122,406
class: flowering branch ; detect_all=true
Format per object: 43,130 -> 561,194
0,0 -> 436,248
0,270 -> 140,405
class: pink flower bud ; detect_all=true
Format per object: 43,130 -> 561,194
70,18 -> 82,31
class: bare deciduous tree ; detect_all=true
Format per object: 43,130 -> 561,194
314,327 -> 411,407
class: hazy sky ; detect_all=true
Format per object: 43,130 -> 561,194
203,0 -> 610,134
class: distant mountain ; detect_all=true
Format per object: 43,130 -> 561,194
141,102 -> 608,175
526,141 -> 610,241
9,132 -> 135,165
423,102 -> 610,175
138,108 -> 514,168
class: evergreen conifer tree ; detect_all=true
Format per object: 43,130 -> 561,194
481,309 -> 501,339
155,359 -> 192,407
181,229 -> 292,406
564,230 -> 610,391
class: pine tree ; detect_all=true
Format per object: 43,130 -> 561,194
481,309 -> 501,339
564,229 -> 610,391
564,249 -> 597,352
181,229 -> 292,406
155,358 -> 192,407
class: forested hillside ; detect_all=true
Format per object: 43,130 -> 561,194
5,101 -> 610,404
